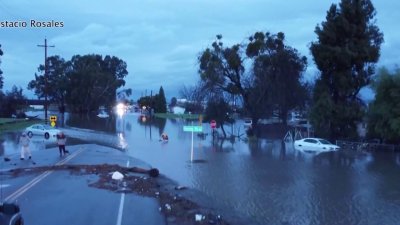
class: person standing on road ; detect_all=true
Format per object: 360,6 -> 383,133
19,132 -> 32,160
56,131 -> 68,157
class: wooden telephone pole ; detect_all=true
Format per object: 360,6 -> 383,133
37,38 -> 54,124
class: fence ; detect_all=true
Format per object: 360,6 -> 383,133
336,140 -> 400,152
283,128 -> 313,142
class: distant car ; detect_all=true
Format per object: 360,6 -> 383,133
294,138 -> 340,152
97,110 -> 109,118
25,124 -> 61,139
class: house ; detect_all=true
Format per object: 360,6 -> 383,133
172,106 -> 185,114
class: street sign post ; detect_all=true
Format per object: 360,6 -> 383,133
183,124 -> 203,162
50,115 -> 57,127
183,126 -> 203,132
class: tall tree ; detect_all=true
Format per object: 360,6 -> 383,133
154,86 -> 167,113
0,86 -> 27,117
247,32 -> 308,124
367,67 -> 400,143
170,97 -> 177,107
309,0 -> 383,139
198,34 -> 261,132
0,44 -> 3,89
101,55 -> 129,104
199,32 -> 308,135
28,55 -> 70,113
65,54 -> 128,113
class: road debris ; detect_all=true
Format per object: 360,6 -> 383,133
111,171 -> 124,180
5,164 -> 230,225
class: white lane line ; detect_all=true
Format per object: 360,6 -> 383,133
116,160 -> 129,225
116,193 -> 126,225
5,148 -> 85,202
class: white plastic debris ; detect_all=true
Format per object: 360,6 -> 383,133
165,203 -> 171,211
195,214 -> 204,221
111,171 -> 124,180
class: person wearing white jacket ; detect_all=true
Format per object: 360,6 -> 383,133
19,132 -> 32,160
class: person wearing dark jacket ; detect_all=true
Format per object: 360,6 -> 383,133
56,132 -> 68,157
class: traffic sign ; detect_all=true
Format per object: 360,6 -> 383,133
50,115 -> 57,127
183,126 -> 203,132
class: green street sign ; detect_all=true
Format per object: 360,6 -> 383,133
183,125 -> 203,132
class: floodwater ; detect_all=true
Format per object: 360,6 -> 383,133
2,112 -> 400,225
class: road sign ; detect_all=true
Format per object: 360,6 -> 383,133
210,120 -> 216,129
183,124 -> 203,162
183,126 -> 203,132
50,115 -> 57,122
50,115 -> 57,127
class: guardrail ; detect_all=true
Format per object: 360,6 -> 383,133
336,140 -> 400,152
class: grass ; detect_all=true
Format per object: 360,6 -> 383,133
0,118 -> 23,124
154,113 -> 202,120
0,118 -> 44,133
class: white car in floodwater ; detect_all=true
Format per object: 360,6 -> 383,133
294,138 -> 340,152
25,124 -> 61,139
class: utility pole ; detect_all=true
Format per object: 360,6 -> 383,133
37,38 -> 55,124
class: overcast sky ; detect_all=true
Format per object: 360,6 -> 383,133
0,0 -> 399,101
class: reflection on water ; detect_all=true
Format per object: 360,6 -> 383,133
117,114 -> 400,225
1,113 -> 400,225
65,113 -> 116,133
136,115 -> 167,139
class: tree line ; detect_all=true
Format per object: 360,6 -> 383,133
137,86 -> 167,114
0,51 -> 129,117
194,0 -> 398,143
27,54 -> 129,113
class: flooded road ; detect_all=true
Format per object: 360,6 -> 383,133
2,112 -> 400,225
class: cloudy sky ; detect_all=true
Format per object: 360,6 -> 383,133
0,0 -> 399,101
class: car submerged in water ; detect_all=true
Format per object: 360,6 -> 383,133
294,138 -> 340,152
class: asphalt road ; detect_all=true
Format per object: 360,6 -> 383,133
0,144 -> 166,225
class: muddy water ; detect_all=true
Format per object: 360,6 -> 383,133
2,112 -> 400,225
